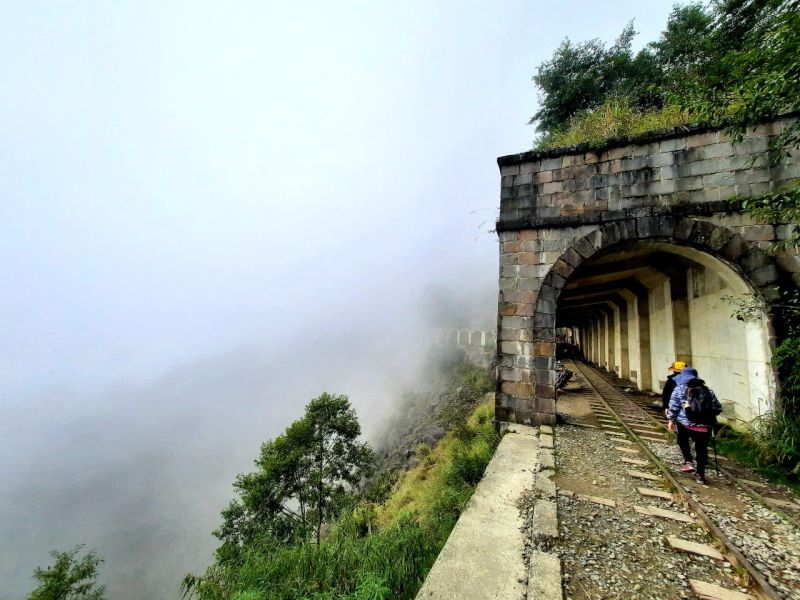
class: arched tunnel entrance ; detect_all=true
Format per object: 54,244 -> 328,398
557,241 -> 776,427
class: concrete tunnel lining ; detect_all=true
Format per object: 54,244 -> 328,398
498,216 -> 782,427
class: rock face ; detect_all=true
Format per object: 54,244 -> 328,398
494,117 -> 800,427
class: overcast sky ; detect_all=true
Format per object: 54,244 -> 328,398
0,1 -> 676,597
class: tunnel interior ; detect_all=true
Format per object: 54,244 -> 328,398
556,241 -> 775,426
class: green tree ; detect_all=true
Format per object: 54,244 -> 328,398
649,2 -> 714,84
215,392 -> 374,560
27,546 -> 105,600
530,22 -> 662,139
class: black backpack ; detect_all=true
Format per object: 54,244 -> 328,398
685,383 -> 716,426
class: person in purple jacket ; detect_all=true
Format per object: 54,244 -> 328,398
666,367 -> 722,485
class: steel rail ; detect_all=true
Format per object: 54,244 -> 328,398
571,360 -> 782,600
596,369 -> 800,531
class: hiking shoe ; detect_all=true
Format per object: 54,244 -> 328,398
695,474 -> 707,485
681,462 -> 695,473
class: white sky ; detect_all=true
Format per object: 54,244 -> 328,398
0,2 -> 676,597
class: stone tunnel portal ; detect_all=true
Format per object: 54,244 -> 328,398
556,240 -> 775,427
494,116 -> 799,428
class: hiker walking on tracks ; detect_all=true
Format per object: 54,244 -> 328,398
666,367 -> 722,485
661,360 -> 686,415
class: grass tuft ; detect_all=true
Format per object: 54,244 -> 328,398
537,98 -> 691,150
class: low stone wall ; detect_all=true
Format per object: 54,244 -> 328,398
438,329 -> 497,368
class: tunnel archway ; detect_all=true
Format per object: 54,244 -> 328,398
532,217 -> 780,427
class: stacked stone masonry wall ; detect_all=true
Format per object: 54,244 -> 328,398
495,117 -> 800,425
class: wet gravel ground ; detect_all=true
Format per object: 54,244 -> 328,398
647,436 -> 800,599
548,422 -> 749,599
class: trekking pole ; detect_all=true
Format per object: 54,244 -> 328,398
711,428 -> 720,477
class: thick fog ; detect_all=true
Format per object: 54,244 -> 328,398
0,2 -> 674,598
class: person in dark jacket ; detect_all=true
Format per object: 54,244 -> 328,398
661,361 -> 686,413
667,367 -> 722,485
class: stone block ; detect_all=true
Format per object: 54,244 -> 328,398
632,142 -> 661,157
535,170 -> 553,184
519,230 -> 538,241
535,384 -> 555,399
541,157 -> 561,171
534,396 -> 556,414
540,181 -> 563,195
499,328 -> 517,341
702,172 -> 735,187
648,179 -> 676,195
719,235 -> 748,261
499,302 -> 517,316
535,469 -> 556,498
550,259 -> 574,279
500,164 -> 520,176
527,551 -> 562,600
740,248 -> 768,273
500,341 -> 522,355
740,224 -> 775,242
499,277 -> 517,292
675,218 -> 696,241
562,247 -> 584,268
518,303 -> 535,316
733,137 -> 768,155
660,137 -> 687,152
515,172 -> 533,186
687,131 -> 718,148
532,500 -> 558,539
700,142 -> 734,159
533,341 -> 555,357
689,158 -> 721,176
534,370 -> 554,387
520,264 -> 546,278
501,367 -> 522,382
706,226 -> 735,251
501,315 -> 524,330
499,252 -> 519,266
515,382 -> 533,396
606,146 -> 632,160
537,298 -> 556,315
734,168 -> 771,185
647,152 -> 675,167
749,264 -> 779,286
538,284 -> 558,302
584,151 -> 600,164
637,216 -> 676,239
719,185 -> 737,200
675,176 -> 703,191
533,312 -> 556,329
689,219 -> 717,246
688,188 -> 721,203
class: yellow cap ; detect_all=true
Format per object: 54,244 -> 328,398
670,361 -> 686,372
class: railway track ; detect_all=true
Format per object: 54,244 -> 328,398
609,375 -> 800,531
566,360 -> 800,600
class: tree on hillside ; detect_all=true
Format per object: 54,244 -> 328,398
215,392 -> 374,561
27,546 -> 105,600
649,2 -> 714,83
682,0 -> 800,150
530,22 -> 662,138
